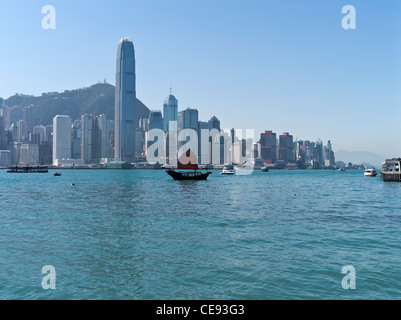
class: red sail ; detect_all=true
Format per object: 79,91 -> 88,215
178,149 -> 199,170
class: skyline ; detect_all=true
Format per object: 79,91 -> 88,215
0,1 -> 400,156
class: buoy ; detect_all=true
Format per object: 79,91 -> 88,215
71,183 -> 75,186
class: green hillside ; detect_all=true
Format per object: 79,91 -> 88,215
1,83 -> 150,126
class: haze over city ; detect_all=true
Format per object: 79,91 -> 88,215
0,0 -> 400,158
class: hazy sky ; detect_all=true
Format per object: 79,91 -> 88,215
0,0 -> 400,156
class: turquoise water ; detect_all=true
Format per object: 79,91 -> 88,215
1,168 -> 401,300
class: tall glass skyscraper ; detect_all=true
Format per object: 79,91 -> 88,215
115,38 -> 136,163
163,93 -> 178,133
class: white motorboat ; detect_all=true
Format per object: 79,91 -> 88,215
364,167 -> 377,177
220,168 -> 234,175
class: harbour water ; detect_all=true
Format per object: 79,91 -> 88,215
1,169 -> 401,300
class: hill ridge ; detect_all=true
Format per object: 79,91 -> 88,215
1,83 -> 150,126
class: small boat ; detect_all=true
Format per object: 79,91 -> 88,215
166,149 -> 212,181
220,168 -> 234,175
54,172 -> 62,176
364,167 -> 377,177
338,167 -> 346,172
261,166 -> 269,172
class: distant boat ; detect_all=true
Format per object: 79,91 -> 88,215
261,165 -> 269,172
220,167 -> 234,175
6,165 -> 48,173
338,167 -> 346,172
166,150 -> 212,181
54,172 -> 62,176
364,167 -> 377,177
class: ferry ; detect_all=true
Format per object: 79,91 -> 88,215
381,158 -> 401,182
364,167 -> 377,177
6,165 -> 49,173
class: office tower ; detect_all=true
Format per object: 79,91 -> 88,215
20,144 -> 39,165
0,150 -> 10,166
9,106 -> 24,129
17,120 -> 28,142
1,105 -> 11,130
23,104 -> 35,135
279,132 -> 294,163
148,110 -> 163,130
115,37 -> 136,163
163,91 -> 178,133
0,116 -> 6,149
208,116 -> 220,131
314,139 -> 324,168
53,115 -> 72,165
163,91 -> 178,163
7,142 -> 22,165
32,125 -> 46,145
146,110 -> 164,158
327,140 -> 335,167
81,114 -> 95,163
207,116 -> 224,164
8,123 -> 18,142
295,140 -> 306,167
45,125 -> 53,143
97,114 -> 113,160
178,108 -> 199,132
178,108 -> 199,154
261,130 -> 277,164
197,121 -> 209,164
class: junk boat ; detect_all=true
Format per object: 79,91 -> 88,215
364,166 -> 377,177
166,150 -> 212,181
381,158 -> 401,182
6,165 -> 49,173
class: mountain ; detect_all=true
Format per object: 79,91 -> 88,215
335,150 -> 387,167
1,83 -> 150,125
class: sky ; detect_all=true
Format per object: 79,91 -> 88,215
0,0 -> 400,156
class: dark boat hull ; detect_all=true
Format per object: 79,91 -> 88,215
166,170 -> 211,180
6,166 -> 48,173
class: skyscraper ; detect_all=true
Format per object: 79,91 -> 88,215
115,38 -> 136,163
260,130 -> 277,164
278,132 -> 294,163
53,115 -> 72,166
148,110 -> 163,131
163,91 -> 178,163
163,92 -> 178,133
208,116 -> 221,131
81,114 -> 94,163
178,108 -> 198,132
